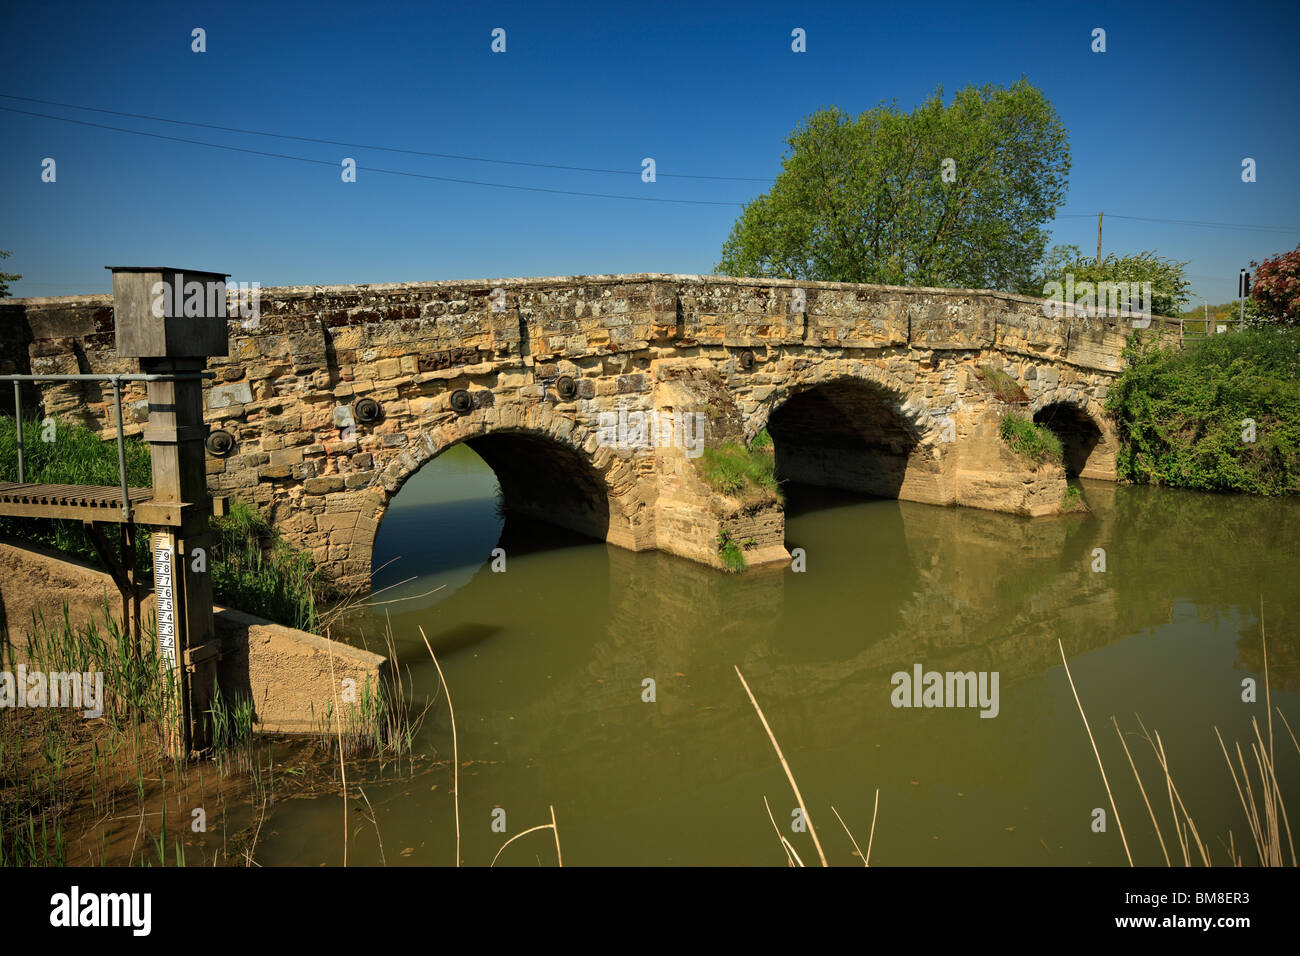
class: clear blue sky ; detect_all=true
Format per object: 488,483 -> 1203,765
2,0 -> 1297,308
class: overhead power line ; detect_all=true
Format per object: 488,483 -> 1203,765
0,92 -> 773,183
0,105 -> 745,207
1099,213 -> 1300,235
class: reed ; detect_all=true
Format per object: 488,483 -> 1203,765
419,625 -> 460,867
1060,607 -> 1296,868
489,806 -> 563,867
736,665 -> 877,866
1,604 -> 302,867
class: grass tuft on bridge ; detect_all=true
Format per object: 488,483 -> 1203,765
1000,413 -> 1063,466
694,431 -> 782,506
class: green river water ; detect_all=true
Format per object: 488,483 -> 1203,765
254,444 -> 1300,866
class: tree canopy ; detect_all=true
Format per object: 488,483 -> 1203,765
0,250 -> 19,298
1031,245 -> 1191,318
715,79 -> 1070,293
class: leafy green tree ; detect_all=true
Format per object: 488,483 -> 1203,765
715,79 -> 1070,292
0,250 -> 20,298
1029,245 -> 1190,317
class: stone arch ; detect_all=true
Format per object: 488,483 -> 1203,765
329,405 -> 641,593
749,363 -> 936,499
1030,397 -> 1118,480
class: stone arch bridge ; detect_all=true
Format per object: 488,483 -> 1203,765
2,274 -> 1132,593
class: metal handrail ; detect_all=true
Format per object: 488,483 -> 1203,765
2,371 -> 216,518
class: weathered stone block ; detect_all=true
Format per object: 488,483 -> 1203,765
208,382 -> 254,409
303,476 -> 344,495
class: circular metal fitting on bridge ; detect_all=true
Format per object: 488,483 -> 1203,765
737,349 -> 756,371
352,397 -> 382,424
449,389 -> 474,414
205,429 -> 236,457
555,375 -> 578,401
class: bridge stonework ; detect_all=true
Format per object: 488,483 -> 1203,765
3,274 -> 1129,593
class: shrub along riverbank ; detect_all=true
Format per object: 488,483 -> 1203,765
1106,329 -> 1300,496
0,417 -> 331,630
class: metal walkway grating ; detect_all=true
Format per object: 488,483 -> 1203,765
0,481 -> 155,523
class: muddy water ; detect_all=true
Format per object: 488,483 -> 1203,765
254,444 -> 1300,866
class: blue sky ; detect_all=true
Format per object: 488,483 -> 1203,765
2,0 -> 1297,307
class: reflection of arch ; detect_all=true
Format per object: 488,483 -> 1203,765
756,370 -> 928,499
1031,401 -> 1105,478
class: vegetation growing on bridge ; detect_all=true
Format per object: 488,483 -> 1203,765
1059,484 -> 1087,513
0,417 -> 331,629
716,530 -> 748,573
694,430 -> 782,506
999,413 -> 1063,466
1107,329 -> 1300,495
976,365 -> 1029,404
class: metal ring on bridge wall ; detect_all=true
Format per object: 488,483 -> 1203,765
449,389 -> 473,414
555,375 -> 578,401
353,397 -> 382,424
738,349 -> 755,370
205,429 -> 236,457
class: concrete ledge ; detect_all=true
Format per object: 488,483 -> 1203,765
0,538 -> 386,734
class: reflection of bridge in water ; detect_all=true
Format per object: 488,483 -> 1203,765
364,477 -> 1299,811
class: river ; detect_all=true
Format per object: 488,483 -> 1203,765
254,444 -> 1300,866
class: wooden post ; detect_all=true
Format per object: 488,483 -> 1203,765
110,267 -> 229,755
1097,212 -> 1103,264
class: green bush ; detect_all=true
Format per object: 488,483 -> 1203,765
1059,484 -> 1087,513
999,413 -> 1063,465
1106,329 -> 1300,495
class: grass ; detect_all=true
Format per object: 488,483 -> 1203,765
1107,328 -> 1300,495
1,604 -> 242,866
736,665 -> 878,867
694,429 -> 782,506
211,500 -> 328,632
716,531 -> 748,573
1000,413 -> 1064,466
976,364 -> 1028,403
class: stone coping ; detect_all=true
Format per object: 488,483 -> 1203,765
2,272 -> 1176,320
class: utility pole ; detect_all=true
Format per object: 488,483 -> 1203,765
1239,269 -> 1250,332
1204,298 -> 1210,336
1097,212 -> 1103,264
